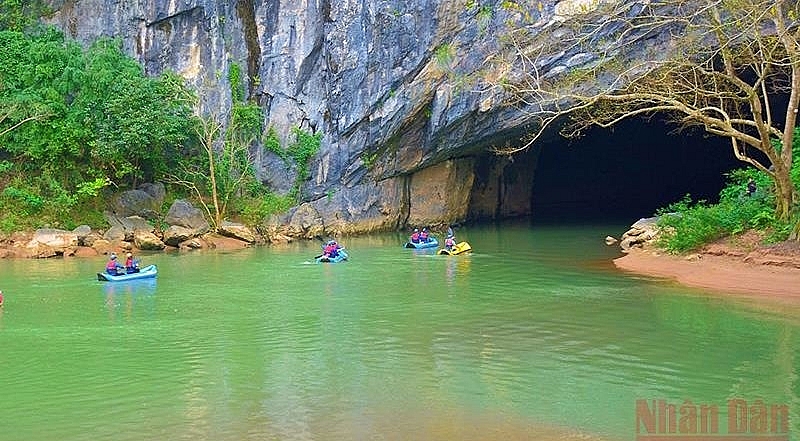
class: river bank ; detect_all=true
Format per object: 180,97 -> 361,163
613,234 -> 800,303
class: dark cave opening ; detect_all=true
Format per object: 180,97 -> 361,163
529,117 -> 746,225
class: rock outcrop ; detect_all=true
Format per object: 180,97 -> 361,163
164,199 -> 211,235
619,217 -> 661,252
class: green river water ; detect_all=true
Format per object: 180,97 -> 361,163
0,223 -> 797,441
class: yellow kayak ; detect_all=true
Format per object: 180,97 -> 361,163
437,241 -> 472,255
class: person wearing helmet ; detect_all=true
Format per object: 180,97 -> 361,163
323,240 -> 340,258
444,233 -> 456,251
410,228 -> 420,244
106,253 -> 123,275
124,252 -> 140,273
419,227 -> 430,243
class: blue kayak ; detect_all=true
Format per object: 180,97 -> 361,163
97,264 -> 158,282
404,237 -> 439,249
316,249 -> 349,263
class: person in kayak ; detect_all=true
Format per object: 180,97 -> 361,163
0,290 -> 4,307
323,240 -> 341,258
106,253 -> 123,275
410,228 -> 420,243
444,233 -> 456,251
419,228 -> 430,242
124,252 -> 140,273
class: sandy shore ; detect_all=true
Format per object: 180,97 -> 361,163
614,248 -> 800,305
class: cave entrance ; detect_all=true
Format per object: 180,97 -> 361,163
529,117 -> 744,224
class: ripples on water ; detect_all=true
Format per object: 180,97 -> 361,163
0,224 -> 797,441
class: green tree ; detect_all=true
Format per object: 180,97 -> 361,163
493,0 -> 800,226
170,104 -> 265,231
170,60 -> 265,231
0,28 -> 195,230
76,39 -> 196,186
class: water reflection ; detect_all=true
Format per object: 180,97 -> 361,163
101,278 -> 157,321
445,255 -> 471,287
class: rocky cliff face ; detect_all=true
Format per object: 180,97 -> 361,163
45,0 -> 645,236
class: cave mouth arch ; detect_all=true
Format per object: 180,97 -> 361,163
532,117 -> 745,224
468,116 -> 746,225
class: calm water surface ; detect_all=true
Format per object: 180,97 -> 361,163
0,223 -> 797,441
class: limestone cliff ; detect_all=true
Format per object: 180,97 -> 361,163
45,0 -> 646,236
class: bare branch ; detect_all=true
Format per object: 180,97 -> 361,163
490,0 -> 800,220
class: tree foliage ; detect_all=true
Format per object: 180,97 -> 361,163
168,61 -> 271,231
493,0 -> 800,224
0,28 -> 195,230
0,0 -> 48,32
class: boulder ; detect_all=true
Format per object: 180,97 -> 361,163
72,225 -> 92,245
163,225 -> 195,247
269,233 -> 294,244
138,182 -> 166,202
103,226 -> 127,242
133,231 -> 166,250
119,216 -> 154,234
91,239 -> 113,255
201,233 -> 251,250
73,247 -> 99,257
81,231 -> 104,247
30,228 -> 78,248
104,214 -> 156,244
178,238 -> 205,250
26,229 -> 79,256
165,200 -> 210,234
218,221 -> 257,243
619,217 -> 661,252
110,184 -> 164,219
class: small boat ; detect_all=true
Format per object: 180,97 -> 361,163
403,237 -> 439,249
316,249 -> 349,263
97,264 -> 158,282
437,241 -> 472,255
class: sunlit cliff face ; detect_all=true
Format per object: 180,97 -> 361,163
43,1 -> 745,233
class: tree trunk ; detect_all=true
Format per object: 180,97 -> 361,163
773,167 -> 794,223
204,131 -> 221,232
